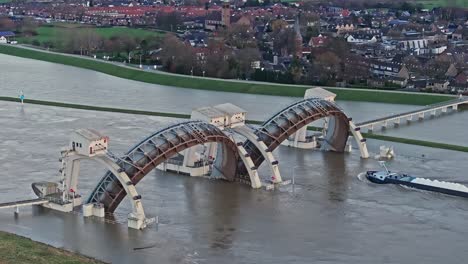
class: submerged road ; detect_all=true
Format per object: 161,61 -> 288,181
1,102 -> 468,263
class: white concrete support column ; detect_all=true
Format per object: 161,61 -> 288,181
431,110 -> 436,117
349,122 -> 369,159
407,115 -> 413,122
208,143 -> 217,159
418,112 -> 425,120
367,124 -> 374,133
345,136 -> 353,153
294,126 -> 307,147
62,153 -> 83,204
95,156 -> 149,230
382,121 -> 388,129
453,105 -> 458,111
182,147 -> 197,167
61,152 -> 150,230
236,145 -> 262,189
393,118 -> 400,127
441,107 -> 447,113
233,126 -> 282,183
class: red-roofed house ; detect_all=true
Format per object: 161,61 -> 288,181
308,34 -> 327,47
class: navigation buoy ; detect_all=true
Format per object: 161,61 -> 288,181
19,91 -> 24,104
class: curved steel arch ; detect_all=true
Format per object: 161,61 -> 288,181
87,121 -> 239,213
242,97 -> 350,169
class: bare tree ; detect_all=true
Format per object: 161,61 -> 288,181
272,28 -> 297,57
235,47 -> 262,78
221,24 -> 256,49
0,17 -> 15,31
160,34 -> 196,74
313,51 -> 342,82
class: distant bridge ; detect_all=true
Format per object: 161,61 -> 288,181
356,98 -> 468,132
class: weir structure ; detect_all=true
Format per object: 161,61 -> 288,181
277,88 -> 369,159
27,129 -> 153,229
3,94 -> 466,230
87,96 -> 356,215
240,97 -> 352,178
87,121 -> 240,213
1,95 -> 363,227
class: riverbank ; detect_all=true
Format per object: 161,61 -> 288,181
361,133 -> 468,153
0,231 -> 103,264
1,96 -> 466,153
0,44 -> 453,106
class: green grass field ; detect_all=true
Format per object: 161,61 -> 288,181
417,0 -> 467,8
0,231 -> 102,264
0,45 -> 454,105
19,24 -> 164,46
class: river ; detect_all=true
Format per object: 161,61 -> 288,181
1,54 -> 468,264
1,102 -> 468,264
1,53 -> 467,147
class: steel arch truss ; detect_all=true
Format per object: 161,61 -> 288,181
87,121 -> 239,213
243,97 -> 350,168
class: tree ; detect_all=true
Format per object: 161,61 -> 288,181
221,24 -> 256,49
160,34 -> 196,75
235,47 -> 261,79
270,19 -> 288,33
0,17 -> 15,31
312,51 -> 342,82
289,58 -> 303,83
17,17 -> 38,37
121,35 -> 137,60
272,28 -> 297,57
60,28 -> 103,55
156,11 -> 182,31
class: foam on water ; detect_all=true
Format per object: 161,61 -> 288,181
357,172 -> 366,182
411,178 -> 468,193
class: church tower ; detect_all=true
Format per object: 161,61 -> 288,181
222,0 -> 231,28
294,17 -> 303,58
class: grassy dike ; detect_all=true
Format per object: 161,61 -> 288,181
0,45 -> 453,106
361,133 -> 468,153
0,231 -> 103,264
0,96 -> 191,119
1,96 -> 466,153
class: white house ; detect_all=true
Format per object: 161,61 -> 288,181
346,34 -> 378,44
0,31 -> 15,44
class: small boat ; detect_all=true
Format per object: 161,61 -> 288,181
366,162 -> 468,198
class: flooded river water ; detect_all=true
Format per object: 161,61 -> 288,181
1,52 -> 468,263
1,54 -> 466,146
1,101 -> 468,264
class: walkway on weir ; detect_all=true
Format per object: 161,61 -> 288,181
0,198 -> 48,209
356,97 -> 468,131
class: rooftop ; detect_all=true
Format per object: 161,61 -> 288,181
0,31 -> 15,37
213,103 -> 246,115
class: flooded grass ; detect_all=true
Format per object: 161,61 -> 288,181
0,45 -> 453,106
0,95 -> 465,153
363,133 -> 468,153
0,231 -> 103,264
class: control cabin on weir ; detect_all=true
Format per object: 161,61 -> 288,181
191,103 -> 246,130
70,129 -> 108,157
